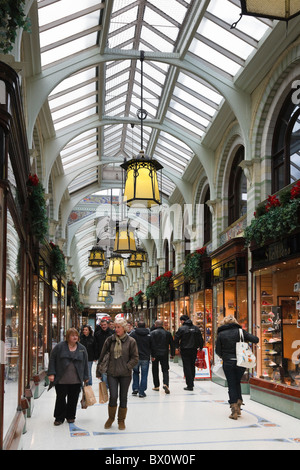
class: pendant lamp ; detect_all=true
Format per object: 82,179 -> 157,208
98,289 -> 109,298
129,247 -> 147,263
114,221 -> 136,254
100,281 -> 112,292
98,296 -> 107,302
88,243 -> 105,267
107,254 -> 125,276
239,0 -> 300,21
127,258 -> 142,268
105,273 -> 118,283
121,51 -> 163,208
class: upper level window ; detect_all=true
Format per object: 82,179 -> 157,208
272,94 -> 300,192
228,147 -> 247,226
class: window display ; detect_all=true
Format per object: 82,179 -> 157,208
254,258 -> 300,388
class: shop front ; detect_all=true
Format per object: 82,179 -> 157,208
250,232 -> 300,418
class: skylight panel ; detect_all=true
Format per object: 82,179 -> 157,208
41,33 -> 98,67
189,38 -> 241,76
148,0 -> 188,24
207,0 -> 271,41
198,18 -> 253,61
141,25 -> 174,52
143,8 -> 178,42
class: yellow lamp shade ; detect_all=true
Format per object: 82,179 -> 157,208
98,296 -> 107,302
98,290 -> 109,297
100,281 -> 112,292
240,0 -> 300,21
88,245 -> 105,267
130,248 -> 147,263
121,151 -> 163,208
114,222 -> 136,253
127,256 -> 142,268
105,274 -> 118,283
107,254 -> 125,276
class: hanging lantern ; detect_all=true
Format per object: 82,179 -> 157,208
239,0 -> 300,21
121,151 -> 163,208
120,52 -> 163,208
114,221 -> 136,253
88,244 -> 105,267
105,273 -> 118,283
107,254 -> 125,276
130,247 -> 147,263
98,296 -> 107,302
127,255 -> 142,268
100,281 -> 112,292
98,289 -> 109,298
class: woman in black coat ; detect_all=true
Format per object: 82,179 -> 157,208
80,325 -> 97,385
215,315 -> 259,420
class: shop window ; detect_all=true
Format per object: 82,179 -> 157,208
254,258 -> 300,389
4,209 -> 20,439
272,94 -> 300,192
228,147 -> 247,226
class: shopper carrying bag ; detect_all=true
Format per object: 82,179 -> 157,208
215,315 -> 259,420
236,329 -> 256,368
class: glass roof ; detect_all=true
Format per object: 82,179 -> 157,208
36,0 -> 274,282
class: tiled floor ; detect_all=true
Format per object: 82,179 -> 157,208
22,362 -> 300,451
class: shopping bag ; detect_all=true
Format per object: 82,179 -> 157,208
83,385 -> 97,407
99,381 -> 108,404
195,349 -> 207,369
236,329 -> 256,369
212,355 -> 226,379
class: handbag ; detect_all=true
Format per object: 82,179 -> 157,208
236,329 -> 256,369
212,354 -> 226,379
97,350 -> 110,376
195,349 -> 207,369
99,381 -> 108,404
82,385 -> 97,407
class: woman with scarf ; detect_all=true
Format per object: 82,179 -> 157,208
98,318 -> 139,430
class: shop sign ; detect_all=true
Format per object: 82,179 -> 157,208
195,347 -> 211,379
266,240 -> 291,263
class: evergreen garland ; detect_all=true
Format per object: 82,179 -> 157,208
0,0 -> 31,54
27,174 -> 48,242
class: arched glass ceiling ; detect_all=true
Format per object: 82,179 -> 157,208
37,0 -> 274,283
38,0 -> 273,201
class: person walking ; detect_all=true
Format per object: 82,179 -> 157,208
80,325 -> 97,385
150,320 -> 175,394
130,321 -> 151,397
174,314 -> 204,391
98,318 -> 139,430
47,328 -> 89,426
95,319 -> 113,388
215,314 -> 259,419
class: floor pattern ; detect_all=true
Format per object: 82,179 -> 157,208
22,362 -> 300,451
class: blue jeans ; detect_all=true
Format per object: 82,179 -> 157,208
132,360 -> 150,395
87,361 -> 93,385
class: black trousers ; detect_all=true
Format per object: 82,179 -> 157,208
152,354 -> 169,387
181,349 -> 197,388
223,360 -> 246,404
107,375 -> 132,408
54,384 -> 81,422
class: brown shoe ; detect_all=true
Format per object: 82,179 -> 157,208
229,403 -> 239,420
104,405 -> 117,429
118,407 -> 127,430
163,384 -> 170,394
